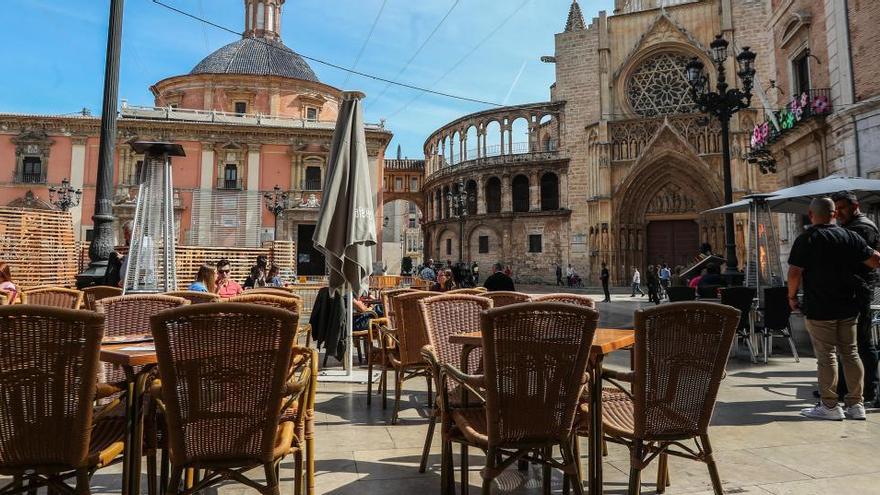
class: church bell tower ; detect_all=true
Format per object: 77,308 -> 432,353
243,0 -> 285,41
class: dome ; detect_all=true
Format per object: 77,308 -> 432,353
190,37 -> 319,82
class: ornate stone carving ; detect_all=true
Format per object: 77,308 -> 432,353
646,185 -> 697,214
626,53 -> 697,117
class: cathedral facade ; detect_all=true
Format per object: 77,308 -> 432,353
422,0 -> 774,284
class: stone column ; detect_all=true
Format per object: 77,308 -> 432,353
475,176 -> 485,215
559,171 -> 569,209
70,136 -> 87,241
529,170 -> 541,212
501,174 -> 512,212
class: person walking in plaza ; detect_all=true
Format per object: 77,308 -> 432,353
484,262 -> 515,292
646,265 -> 661,305
659,263 -> 671,299
188,263 -> 216,292
630,266 -> 644,297
566,263 -> 574,287
833,191 -> 880,405
215,259 -> 243,299
788,197 -> 880,420
419,258 -> 436,281
600,262 -> 611,302
556,264 -> 564,286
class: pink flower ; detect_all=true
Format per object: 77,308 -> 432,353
812,95 -> 830,114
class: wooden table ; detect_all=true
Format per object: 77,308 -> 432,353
448,328 -> 635,494
101,343 -> 159,495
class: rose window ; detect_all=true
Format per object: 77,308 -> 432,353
626,53 -> 697,117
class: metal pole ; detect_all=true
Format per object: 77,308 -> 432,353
720,116 -> 740,281
78,0 -> 125,288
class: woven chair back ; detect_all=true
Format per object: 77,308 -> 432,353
720,287 -> 756,331
392,291 -> 436,366
0,292 -> 8,306
420,294 -> 492,376
21,287 -> 84,310
244,288 -> 294,297
96,294 -> 190,339
163,291 -> 221,305
666,286 -> 696,302
150,303 -> 296,465
82,286 -> 123,311
381,288 -> 417,329
447,288 -> 486,295
762,286 -> 792,330
0,306 -> 104,468
482,291 -> 532,308
532,293 -> 595,308
228,293 -> 303,316
480,302 -> 598,447
632,302 -> 740,440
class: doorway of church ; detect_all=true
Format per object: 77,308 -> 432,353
296,224 -> 326,276
646,220 -> 699,268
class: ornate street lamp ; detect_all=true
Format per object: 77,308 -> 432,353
446,178 -> 468,264
263,185 -> 289,241
48,178 -> 82,212
685,34 -> 756,283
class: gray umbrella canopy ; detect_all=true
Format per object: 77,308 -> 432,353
703,176 -> 880,215
313,91 -> 376,296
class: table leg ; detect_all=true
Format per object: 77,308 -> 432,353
124,367 -> 153,495
588,354 -> 604,495
122,379 -> 135,495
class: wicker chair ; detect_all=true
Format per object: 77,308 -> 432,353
82,286 -> 123,311
96,294 -> 190,341
481,290 -> 532,307
418,294 -> 492,474
21,287 -> 84,309
447,288 -> 487,295
245,287 -> 298,297
532,293 -> 596,307
0,306 -> 125,495
666,286 -> 696,302
367,288 -> 417,406
386,291 -> 436,424
0,291 -> 9,306
163,290 -> 221,304
598,302 -> 740,495
431,302 -> 599,495
228,292 -> 303,314
150,303 -> 304,495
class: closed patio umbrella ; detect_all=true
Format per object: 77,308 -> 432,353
313,91 -> 377,376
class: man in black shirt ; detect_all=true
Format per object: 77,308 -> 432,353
483,262 -> 515,292
788,197 -> 880,420
833,191 -> 880,405
600,262 -> 611,302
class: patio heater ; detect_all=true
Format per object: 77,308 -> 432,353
122,141 -> 185,294
743,194 -> 783,304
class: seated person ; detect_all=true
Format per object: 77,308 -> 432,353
697,263 -> 725,288
431,268 -> 457,292
215,259 -> 243,299
0,262 -> 17,302
266,264 -> 284,287
188,264 -> 216,292
484,262 -> 516,292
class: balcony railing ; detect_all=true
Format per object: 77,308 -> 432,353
427,141 -> 563,183
217,177 -> 244,190
749,88 -> 832,153
304,179 -> 322,191
16,171 -> 46,184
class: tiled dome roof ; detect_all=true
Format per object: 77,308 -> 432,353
190,37 -> 319,82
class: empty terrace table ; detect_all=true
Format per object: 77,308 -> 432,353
449,327 -> 635,494
100,342 -> 159,495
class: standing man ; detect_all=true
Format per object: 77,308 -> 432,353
833,191 -> 880,406
420,259 -> 436,282
788,197 -> 880,420
630,266 -> 644,297
484,262 -> 516,292
555,264 -> 564,287
600,262 -> 611,302
659,263 -> 671,300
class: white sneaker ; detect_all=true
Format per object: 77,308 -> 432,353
800,403 -> 845,421
845,403 -> 867,420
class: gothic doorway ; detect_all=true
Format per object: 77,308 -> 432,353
646,220 -> 699,268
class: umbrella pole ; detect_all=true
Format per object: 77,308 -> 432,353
346,281 -> 353,376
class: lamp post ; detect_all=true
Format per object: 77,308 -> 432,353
263,185 -> 289,241
446,178 -> 468,264
48,178 -> 82,212
685,34 -> 756,284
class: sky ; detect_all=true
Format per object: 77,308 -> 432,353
0,0 -> 614,158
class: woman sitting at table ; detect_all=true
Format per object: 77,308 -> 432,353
430,268 -> 457,292
0,262 -> 17,303
188,264 -> 216,293
266,264 -> 284,287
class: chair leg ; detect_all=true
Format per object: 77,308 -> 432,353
392,370 -> 403,425
419,408 -> 436,473
786,327 -> 800,362
543,447 -> 552,495
159,449 -> 169,495
656,453 -> 669,494
700,435 -> 724,495
562,440 -> 585,495
146,450 -> 157,495
440,440 -> 450,495
628,441 -> 644,495
356,339 -> 363,365
461,444 -> 470,495
166,467 -> 183,495
264,462 -> 280,495
381,369 -> 388,410
367,354 -> 374,406
426,375 -> 433,409
294,450 -> 304,495
482,448 -> 496,495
